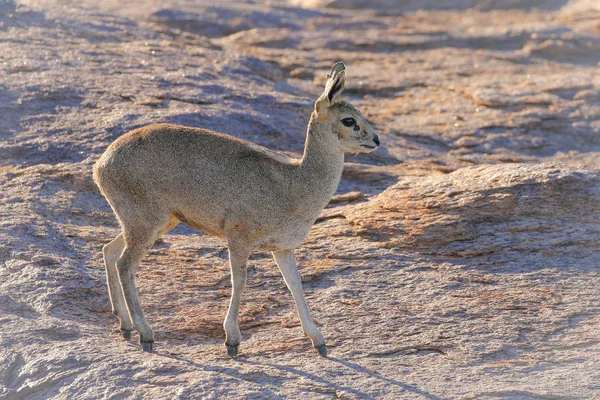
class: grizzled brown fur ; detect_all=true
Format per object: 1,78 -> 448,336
93,62 -> 379,357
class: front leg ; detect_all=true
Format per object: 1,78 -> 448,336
272,249 -> 327,357
223,243 -> 251,358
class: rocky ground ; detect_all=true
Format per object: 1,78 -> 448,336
1,0 -> 600,398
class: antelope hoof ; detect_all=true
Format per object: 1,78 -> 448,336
315,344 -> 328,358
120,328 -> 133,341
226,345 -> 239,358
141,341 -> 154,353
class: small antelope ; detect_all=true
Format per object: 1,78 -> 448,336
93,62 -> 379,357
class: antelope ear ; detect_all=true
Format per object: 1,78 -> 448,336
315,62 -> 346,115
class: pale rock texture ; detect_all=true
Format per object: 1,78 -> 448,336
1,0 -> 600,398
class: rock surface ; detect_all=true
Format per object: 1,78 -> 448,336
1,0 -> 600,398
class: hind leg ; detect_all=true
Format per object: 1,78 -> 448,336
102,233 -> 134,339
116,214 -> 178,352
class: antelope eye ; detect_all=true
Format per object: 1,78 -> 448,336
341,117 -> 356,127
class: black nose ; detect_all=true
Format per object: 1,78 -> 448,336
373,134 -> 380,146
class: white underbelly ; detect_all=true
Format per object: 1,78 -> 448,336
256,220 -> 315,252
